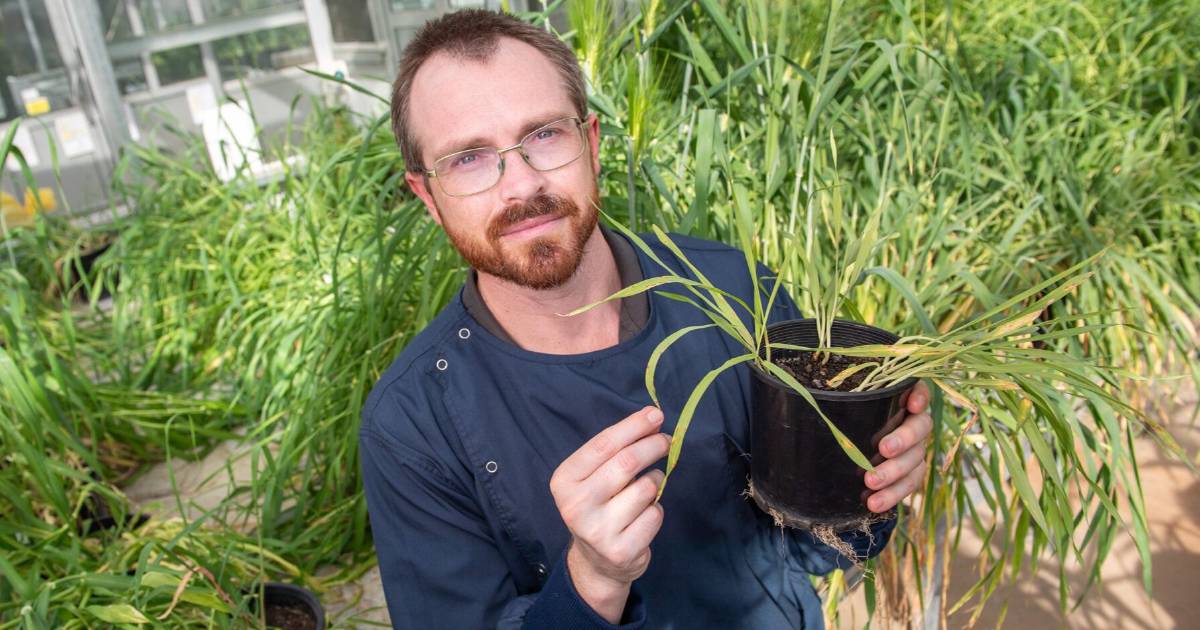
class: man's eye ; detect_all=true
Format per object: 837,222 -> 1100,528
534,128 -> 560,141
450,152 -> 483,169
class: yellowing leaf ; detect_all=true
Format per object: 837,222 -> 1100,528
988,311 -> 1042,339
140,571 -> 180,589
827,361 -> 878,388
932,378 -> 977,412
86,604 -> 150,624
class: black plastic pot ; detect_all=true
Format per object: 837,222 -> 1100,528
76,473 -> 149,536
247,583 -> 325,630
750,318 -> 917,531
61,237 -> 115,302
77,499 -> 149,536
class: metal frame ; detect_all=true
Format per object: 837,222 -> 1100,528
5,0 -> 549,219
105,5 -> 309,61
123,0 -> 162,90
46,0 -> 131,160
370,0 -> 528,72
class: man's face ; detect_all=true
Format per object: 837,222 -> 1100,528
405,38 -> 602,290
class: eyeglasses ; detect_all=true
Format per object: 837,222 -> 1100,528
424,117 -> 587,197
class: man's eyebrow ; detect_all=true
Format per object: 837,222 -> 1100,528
434,114 -> 576,159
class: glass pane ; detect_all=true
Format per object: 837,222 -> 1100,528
212,23 -> 312,79
392,0 -> 436,9
136,0 -> 193,32
98,0 -> 135,41
328,0 -> 374,43
449,0 -> 485,7
394,25 -> 420,50
0,0 -> 65,74
1,0 -> 73,122
202,0 -> 299,19
151,44 -> 206,85
113,58 -> 149,95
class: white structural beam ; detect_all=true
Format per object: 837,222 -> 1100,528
302,0 -> 336,71
50,0 -> 132,159
106,7 -> 308,60
184,0 -> 225,98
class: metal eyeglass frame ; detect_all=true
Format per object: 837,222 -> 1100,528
423,116 -> 588,197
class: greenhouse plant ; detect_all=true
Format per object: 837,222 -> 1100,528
1,0 -> 1197,627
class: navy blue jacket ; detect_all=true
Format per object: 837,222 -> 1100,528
360,232 -> 894,629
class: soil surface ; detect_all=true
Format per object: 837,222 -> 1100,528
776,351 -> 874,392
265,603 -> 316,630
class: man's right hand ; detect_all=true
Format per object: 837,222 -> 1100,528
549,406 -> 670,624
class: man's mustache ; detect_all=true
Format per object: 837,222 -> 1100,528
488,194 -> 576,240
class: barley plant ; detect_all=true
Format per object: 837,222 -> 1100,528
1,0 -> 1197,626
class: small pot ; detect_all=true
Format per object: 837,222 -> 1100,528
77,482 -> 149,536
56,237 -> 116,302
247,583 -> 325,630
750,318 -> 916,531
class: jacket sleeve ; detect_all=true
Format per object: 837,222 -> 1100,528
360,420 -> 646,629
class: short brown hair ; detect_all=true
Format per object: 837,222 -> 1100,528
391,9 -> 587,173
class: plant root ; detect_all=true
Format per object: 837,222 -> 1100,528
745,479 -> 786,528
811,523 -> 864,569
747,479 -> 891,570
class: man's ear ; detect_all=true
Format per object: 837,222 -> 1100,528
406,170 -> 443,226
586,113 -> 601,176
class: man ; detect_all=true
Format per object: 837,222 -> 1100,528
361,9 -> 932,629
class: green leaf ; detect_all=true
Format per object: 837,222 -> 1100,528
660,353 -> 757,497
86,604 -> 150,624
696,0 -> 753,65
561,275 -> 702,316
646,324 -> 717,408
681,109 -> 717,234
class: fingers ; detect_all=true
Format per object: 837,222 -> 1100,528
865,440 -> 925,491
617,502 -> 664,556
551,411 -> 670,596
879,411 -> 933,458
556,407 -> 663,482
906,380 -> 931,414
867,459 -> 926,513
608,468 -> 664,527
591,433 -> 670,500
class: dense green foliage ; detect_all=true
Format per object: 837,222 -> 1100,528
2,0 -> 1197,626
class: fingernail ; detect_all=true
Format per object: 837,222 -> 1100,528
648,408 -> 664,425
883,437 -> 900,454
867,471 -> 884,487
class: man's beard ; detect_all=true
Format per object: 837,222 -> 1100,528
443,190 -> 598,290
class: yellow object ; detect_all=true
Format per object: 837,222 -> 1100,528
0,187 -> 55,232
1,205 -> 34,229
24,97 -> 50,116
25,187 -> 55,213
0,192 -> 18,212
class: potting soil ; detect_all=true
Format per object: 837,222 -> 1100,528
776,351 -> 875,391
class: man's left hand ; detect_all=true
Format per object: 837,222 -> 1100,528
865,380 -> 933,513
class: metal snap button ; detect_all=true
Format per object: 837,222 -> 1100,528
536,563 -> 547,576
484,461 -> 499,474
435,358 -> 448,371
458,328 -> 470,339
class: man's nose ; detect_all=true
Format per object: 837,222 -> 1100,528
496,150 -> 547,204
